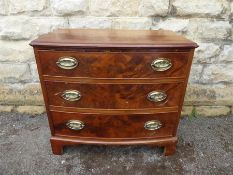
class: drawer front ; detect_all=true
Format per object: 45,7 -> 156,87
45,81 -> 183,109
51,111 -> 178,139
38,51 -> 190,78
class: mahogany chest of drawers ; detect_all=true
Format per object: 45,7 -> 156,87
30,29 -> 198,156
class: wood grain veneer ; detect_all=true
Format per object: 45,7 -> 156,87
45,81 -> 183,109
38,51 -> 190,79
30,29 -> 198,156
51,111 -> 179,139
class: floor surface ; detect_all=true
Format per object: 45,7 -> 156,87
0,113 -> 233,175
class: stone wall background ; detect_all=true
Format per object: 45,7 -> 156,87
0,0 -> 232,116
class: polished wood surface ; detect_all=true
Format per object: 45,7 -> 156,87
50,136 -> 178,155
31,29 -> 198,156
51,111 -> 178,139
38,50 -> 189,79
49,105 -> 179,115
45,81 -> 183,109
30,29 -> 198,48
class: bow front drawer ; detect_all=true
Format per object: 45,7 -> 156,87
45,81 -> 183,109
38,50 -> 190,79
51,111 -> 179,139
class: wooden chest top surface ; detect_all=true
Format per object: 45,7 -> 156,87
30,29 -> 198,48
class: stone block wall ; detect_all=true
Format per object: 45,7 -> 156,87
0,0 -> 232,116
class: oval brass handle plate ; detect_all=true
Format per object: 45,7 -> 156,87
147,91 -> 167,102
56,56 -> 78,69
151,58 -> 172,71
144,120 -> 162,130
66,120 -> 85,130
61,90 -> 81,101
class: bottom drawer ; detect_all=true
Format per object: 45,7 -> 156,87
50,111 -> 179,139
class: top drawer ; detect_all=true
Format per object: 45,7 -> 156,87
38,51 -> 190,79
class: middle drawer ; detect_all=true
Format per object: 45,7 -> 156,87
45,81 -> 184,109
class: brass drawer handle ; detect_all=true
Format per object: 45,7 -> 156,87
144,120 -> 162,130
56,56 -> 78,69
66,120 -> 85,130
147,91 -> 167,102
61,90 -> 81,101
151,58 -> 172,71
